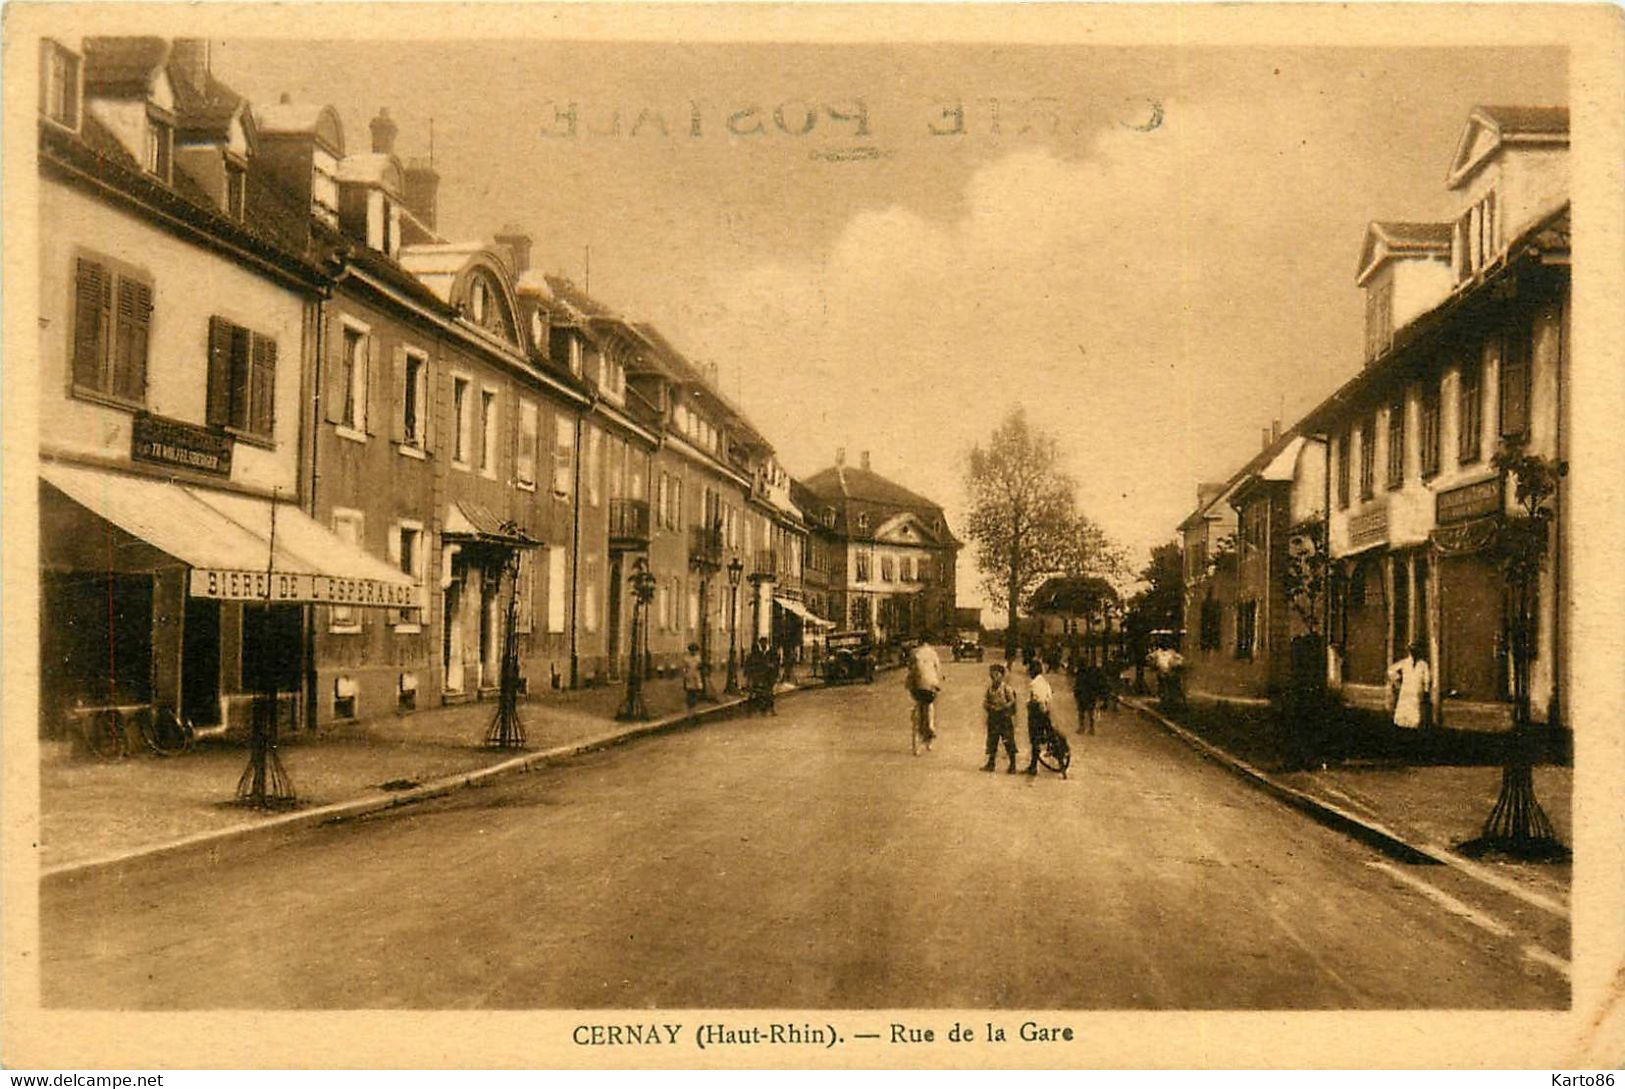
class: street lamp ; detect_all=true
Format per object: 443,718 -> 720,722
616,556 -> 657,722
725,556 -> 744,694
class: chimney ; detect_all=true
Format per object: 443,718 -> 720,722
494,223 -> 532,275
1261,427 -> 1272,451
1271,418 -> 1282,444
370,107 -> 398,155
835,447 -> 846,466
861,450 -> 872,471
404,157 -> 440,231
170,39 -> 211,94
1197,482 -> 1225,509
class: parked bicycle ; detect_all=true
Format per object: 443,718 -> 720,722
70,706 -> 128,760
139,705 -> 196,756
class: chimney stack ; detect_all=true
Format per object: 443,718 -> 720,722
494,223 -> 532,275
1271,418 -> 1282,444
861,450 -> 872,471
170,39 -> 211,94
404,157 -> 440,231
835,447 -> 846,466
370,107 -> 398,155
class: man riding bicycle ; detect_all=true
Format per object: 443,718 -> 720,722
906,640 -> 944,754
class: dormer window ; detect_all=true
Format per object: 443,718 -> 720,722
1453,190 -> 1499,282
1364,277 -> 1394,362
225,162 -> 246,220
39,40 -> 80,130
567,335 -> 582,375
471,279 -> 489,324
144,112 -> 173,182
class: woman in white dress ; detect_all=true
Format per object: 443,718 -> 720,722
1386,641 -> 1432,730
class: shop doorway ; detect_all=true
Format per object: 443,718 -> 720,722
443,578 -> 464,693
1343,556 -> 1387,685
1440,554 -> 1503,701
183,596 -> 221,725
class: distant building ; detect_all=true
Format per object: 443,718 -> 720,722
797,451 -> 960,642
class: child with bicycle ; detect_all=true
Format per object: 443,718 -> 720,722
1023,657 -> 1064,776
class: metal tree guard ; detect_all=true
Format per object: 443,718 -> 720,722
725,556 -> 744,694
617,556 -> 656,721
484,549 -> 527,749
1458,444 -> 1569,862
237,490 -> 296,809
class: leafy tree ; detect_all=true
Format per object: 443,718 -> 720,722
964,407 -> 1118,656
1279,517 -> 1329,637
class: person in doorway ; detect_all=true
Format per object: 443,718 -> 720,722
981,662 -> 1019,773
1387,641 -> 1432,730
682,643 -> 704,710
746,636 -> 778,715
1023,657 -> 1056,776
906,639 -> 944,753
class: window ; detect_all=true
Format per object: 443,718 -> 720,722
389,521 -> 424,629
1458,358 -> 1483,463
552,412 -> 574,495
207,317 -> 277,440
480,389 -> 498,474
824,509 -> 836,529
586,425 -> 602,506
1500,324 -> 1532,439
514,551 -> 535,634
471,279 -> 489,325
1336,432 -> 1351,509
144,113 -> 173,181
568,336 -> 582,375
1420,381 -> 1442,479
1386,396 -> 1405,490
1365,279 -> 1393,362
452,377 -> 472,465
1200,598 -> 1222,651
1235,600 -> 1257,661
39,40 -> 79,129
855,552 -> 871,582
584,557 -> 600,634
856,512 -> 869,532
545,548 -> 567,633
225,163 -> 246,220
881,556 -> 895,582
400,350 -> 428,449
1358,416 -> 1376,500
71,257 -> 149,405
338,325 -> 368,435
516,401 -> 539,486
330,511 -> 364,632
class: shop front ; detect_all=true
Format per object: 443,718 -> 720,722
1431,477 -> 1513,729
440,501 -> 541,699
39,461 -> 420,739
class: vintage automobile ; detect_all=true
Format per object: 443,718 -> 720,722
822,630 -> 876,684
951,630 -> 986,662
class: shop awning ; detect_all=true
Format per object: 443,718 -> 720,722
41,462 -> 420,608
443,500 -> 542,547
774,595 -> 834,628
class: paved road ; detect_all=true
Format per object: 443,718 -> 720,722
42,661 -> 1567,1008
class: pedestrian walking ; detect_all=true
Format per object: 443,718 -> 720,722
682,643 -> 704,709
1387,641 -> 1432,730
1073,663 -> 1103,735
906,639 -> 944,754
1023,657 -> 1056,776
980,662 -> 1019,773
746,636 -> 778,715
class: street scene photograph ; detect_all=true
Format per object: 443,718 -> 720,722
7,3 -> 1623,1070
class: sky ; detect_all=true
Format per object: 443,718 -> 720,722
212,40 -> 1566,613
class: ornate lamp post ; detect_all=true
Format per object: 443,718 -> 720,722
616,556 -> 657,722
484,548 -> 527,749
725,556 -> 744,694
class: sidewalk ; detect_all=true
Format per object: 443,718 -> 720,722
1125,696 -> 1572,906
39,674 -> 750,872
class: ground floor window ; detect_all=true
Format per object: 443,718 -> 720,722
241,604 -> 302,694
40,571 -> 153,715
1234,600 -> 1257,661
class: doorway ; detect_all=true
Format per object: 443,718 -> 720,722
443,577 -> 464,692
183,596 -> 221,725
606,555 -> 625,680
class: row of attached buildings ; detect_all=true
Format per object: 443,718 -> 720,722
35,36 -> 960,736
1176,104 -> 1571,734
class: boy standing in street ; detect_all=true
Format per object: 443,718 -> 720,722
981,662 -> 1019,773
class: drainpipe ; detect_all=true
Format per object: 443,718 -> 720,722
568,410 -> 585,688
302,288 -> 330,732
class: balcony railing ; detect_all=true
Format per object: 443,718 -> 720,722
609,498 -> 651,549
689,524 -> 724,570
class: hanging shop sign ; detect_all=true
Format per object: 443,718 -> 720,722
189,568 -> 421,608
131,414 -> 233,477
1436,475 -> 1505,526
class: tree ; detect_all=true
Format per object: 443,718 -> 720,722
965,407 -> 1115,657
1122,541 -> 1184,689
1280,517 -> 1329,637
1458,439 -> 1568,861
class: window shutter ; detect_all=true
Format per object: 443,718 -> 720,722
323,320 -> 348,425
251,334 -> 277,438
72,258 -> 109,390
207,315 -> 233,427
113,278 -> 151,402
421,359 -> 436,454
390,345 -> 407,443
363,333 -> 377,435
1500,328 -> 1531,438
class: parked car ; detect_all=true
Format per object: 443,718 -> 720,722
951,631 -> 985,662
823,630 -> 876,684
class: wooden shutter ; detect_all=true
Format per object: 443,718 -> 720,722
421,358 -> 436,454
1500,328 -> 1531,438
250,334 -> 277,438
206,315 -> 233,427
112,277 -> 150,402
390,345 -> 407,443
72,258 -> 110,391
363,332 -> 377,435
323,319 -> 348,425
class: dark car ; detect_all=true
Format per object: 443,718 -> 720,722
823,630 -> 876,684
951,630 -> 985,662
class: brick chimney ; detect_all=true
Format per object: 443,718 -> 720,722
404,157 -> 440,231
370,107 -> 397,155
170,39 -> 210,94
494,223 -> 532,275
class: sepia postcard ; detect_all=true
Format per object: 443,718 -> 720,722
3,1 -> 1624,1071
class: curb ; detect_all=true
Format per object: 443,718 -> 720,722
43,679 -> 828,887
1121,697 -> 1569,920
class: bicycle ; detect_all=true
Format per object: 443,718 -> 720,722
910,691 -> 937,755
1029,702 -> 1071,778
67,706 -> 128,760
139,705 -> 196,756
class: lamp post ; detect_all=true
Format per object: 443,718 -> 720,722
725,556 -> 744,694
616,556 -> 657,722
